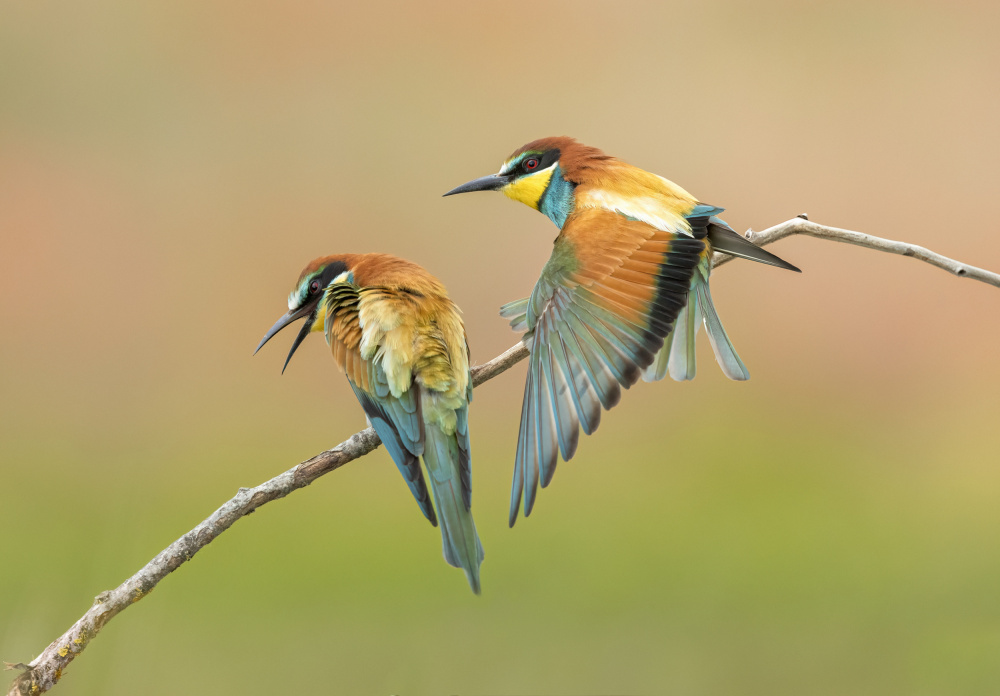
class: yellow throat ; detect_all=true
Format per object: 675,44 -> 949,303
501,166 -> 555,210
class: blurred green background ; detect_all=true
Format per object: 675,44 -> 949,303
3,1 -> 1000,694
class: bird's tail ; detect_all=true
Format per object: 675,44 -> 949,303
642,255 -> 750,382
422,416 -> 484,594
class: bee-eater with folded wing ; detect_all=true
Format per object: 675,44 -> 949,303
444,136 -> 799,525
255,253 -> 484,593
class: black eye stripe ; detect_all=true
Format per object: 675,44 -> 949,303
318,261 -> 348,288
538,148 -> 560,170
302,261 -> 349,303
520,148 -> 561,173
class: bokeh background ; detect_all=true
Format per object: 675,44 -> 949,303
3,1 -> 1000,694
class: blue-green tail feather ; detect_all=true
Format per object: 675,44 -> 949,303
694,272 -> 749,380
422,410 -> 483,594
642,262 -> 749,383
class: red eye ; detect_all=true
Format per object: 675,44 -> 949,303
524,158 -> 539,170
309,279 -> 321,293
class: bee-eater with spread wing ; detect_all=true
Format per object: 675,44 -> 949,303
444,136 -> 799,525
255,254 -> 484,593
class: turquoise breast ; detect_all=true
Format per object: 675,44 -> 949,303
538,164 -> 575,228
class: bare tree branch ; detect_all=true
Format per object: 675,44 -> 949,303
712,214 -> 1000,288
8,217 -> 999,695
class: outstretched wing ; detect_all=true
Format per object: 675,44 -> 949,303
508,206 -> 705,525
323,282 -> 436,525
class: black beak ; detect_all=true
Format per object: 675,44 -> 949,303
442,173 -> 509,197
254,303 -> 317,374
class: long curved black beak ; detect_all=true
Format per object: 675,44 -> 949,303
442,173 -> 509,197
254,303 -> 316,374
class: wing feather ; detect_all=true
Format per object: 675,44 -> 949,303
324,282 -> 437,525
506,207 -> 704,523
499,297 -> 530,332
546,340 -> 580,465
533,348 -> 559,500
550,330 -> 599,437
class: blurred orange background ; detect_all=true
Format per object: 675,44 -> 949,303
2,1 -> 1000,694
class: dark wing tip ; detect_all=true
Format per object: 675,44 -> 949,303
707,223 -> 802,273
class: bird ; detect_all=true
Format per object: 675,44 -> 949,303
444,136 -> 799,525
254,253 -> 484,593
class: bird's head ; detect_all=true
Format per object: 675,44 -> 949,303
254,256 -> 350,373
444,136 -> 609,212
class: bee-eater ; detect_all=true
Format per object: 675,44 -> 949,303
444,136 -> 799,525
255,253 -> 484,593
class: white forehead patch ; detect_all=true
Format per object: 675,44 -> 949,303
499,153 -> 531,176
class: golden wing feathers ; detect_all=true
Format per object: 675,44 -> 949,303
508,207 -> 706,524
